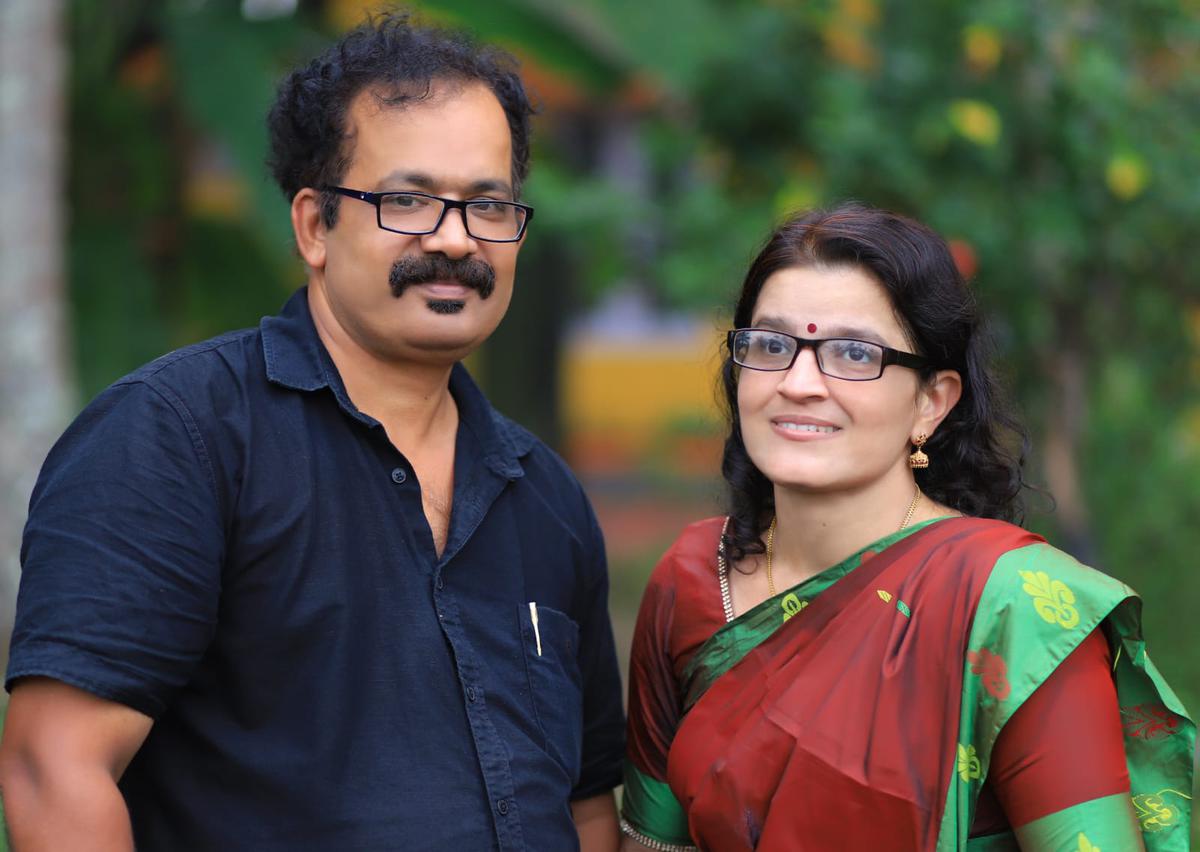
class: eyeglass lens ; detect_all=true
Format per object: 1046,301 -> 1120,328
379,193 -> 527,240
732,330 -> 885,380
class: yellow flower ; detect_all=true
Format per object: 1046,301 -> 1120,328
822,22 -> 878,71
963,25 -> 1002,73
948,100 -> 1001,146
1187,306 -> 1200,345
839,0 -> 879,25
1106,153 -> 1149,200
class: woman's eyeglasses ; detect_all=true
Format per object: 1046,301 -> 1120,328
728,328 -> 930,381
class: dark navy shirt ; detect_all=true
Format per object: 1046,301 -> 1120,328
7,288 -> 625,851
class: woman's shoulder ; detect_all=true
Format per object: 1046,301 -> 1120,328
984,536 -> 1137,609
939,522 -> 1140,653
942,518 -> 1133,591
916,517 -> 1133,597
642,516 -> 727,596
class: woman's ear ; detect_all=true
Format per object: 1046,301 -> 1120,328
291,188 -> 327,271
914,369 -> 963,440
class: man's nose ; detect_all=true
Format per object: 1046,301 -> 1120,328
420,206 -> 477,258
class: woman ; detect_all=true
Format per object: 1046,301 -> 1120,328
619,203 -> 1193,851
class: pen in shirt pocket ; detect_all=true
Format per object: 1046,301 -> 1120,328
528,601 -> 542,656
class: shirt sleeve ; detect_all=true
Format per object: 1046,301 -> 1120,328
990,629 -> 1133,828
6,379 -> 225,719
621,559 -> 694,847
570,503 -> 627,800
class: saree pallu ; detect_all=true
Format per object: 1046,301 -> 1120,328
622,516 -> 1194,851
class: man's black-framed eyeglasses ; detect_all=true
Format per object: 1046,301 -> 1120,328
325,186 -> 533,243
727,328 -> 930,381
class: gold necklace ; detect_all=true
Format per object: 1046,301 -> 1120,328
765,485 -> 922,598
898,484 -> 923,531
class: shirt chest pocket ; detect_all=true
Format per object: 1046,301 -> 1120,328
518,603 -> 583,784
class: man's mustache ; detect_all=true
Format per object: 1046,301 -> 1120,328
388,255 -> 496,300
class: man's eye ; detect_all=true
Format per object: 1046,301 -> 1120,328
469,201 -> 513,220
385,194 -> 427,209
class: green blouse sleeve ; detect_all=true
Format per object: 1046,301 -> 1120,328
620,762 -> 696,849
1013,792 -> 1147,850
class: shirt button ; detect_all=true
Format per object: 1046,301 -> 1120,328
496,799 -> 509,816
390,467 -> 407,484
466,686 -> 476,702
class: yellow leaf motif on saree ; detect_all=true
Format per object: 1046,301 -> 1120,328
1077,834 -> 1099,852
1132,788 -> 1193,832
1018,570 -> 1080,629
955,744 -> 981,783
876,589 -> 893,603
781,593 -> 807,622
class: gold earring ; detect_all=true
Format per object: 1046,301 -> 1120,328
909,433 -> 930,469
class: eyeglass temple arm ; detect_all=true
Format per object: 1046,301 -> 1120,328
326,186 -> 371,202
883,349 -> 930,369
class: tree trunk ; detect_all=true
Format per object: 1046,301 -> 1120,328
1041,326 -> 1096,565
0,0 -> 72,677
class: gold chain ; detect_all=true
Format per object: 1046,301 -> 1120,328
765,485 -> 922,599
898,484 -> 923,531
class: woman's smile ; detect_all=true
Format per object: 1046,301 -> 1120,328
770,417 -> 841,439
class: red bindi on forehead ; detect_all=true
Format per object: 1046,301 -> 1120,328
807,323 -> 817,334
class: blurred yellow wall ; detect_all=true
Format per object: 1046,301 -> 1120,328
560,328 -> 725,472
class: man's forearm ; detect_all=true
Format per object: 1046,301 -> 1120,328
1,761 -> 135,852
573,791 -> 620,852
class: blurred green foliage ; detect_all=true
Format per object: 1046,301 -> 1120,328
68,0 -> 304,394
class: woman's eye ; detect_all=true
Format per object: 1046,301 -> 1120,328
752,334 -> 790,356
832,341 -> 878,362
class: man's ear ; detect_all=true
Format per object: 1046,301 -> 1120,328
291,188 -> 326,271
914,369 -> 963,441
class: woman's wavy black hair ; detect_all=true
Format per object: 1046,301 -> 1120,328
720,202 -> 1029,562
266,9 -> 534,229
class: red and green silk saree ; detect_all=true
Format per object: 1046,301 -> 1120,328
621,516 -> 1194,851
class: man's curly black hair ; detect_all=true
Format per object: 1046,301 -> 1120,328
266,9 -> 535,229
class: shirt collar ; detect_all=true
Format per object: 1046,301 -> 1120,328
261,288 -> 330,392
261,287 -> 531,479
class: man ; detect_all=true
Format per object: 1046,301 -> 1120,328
0,12 -> 624,851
